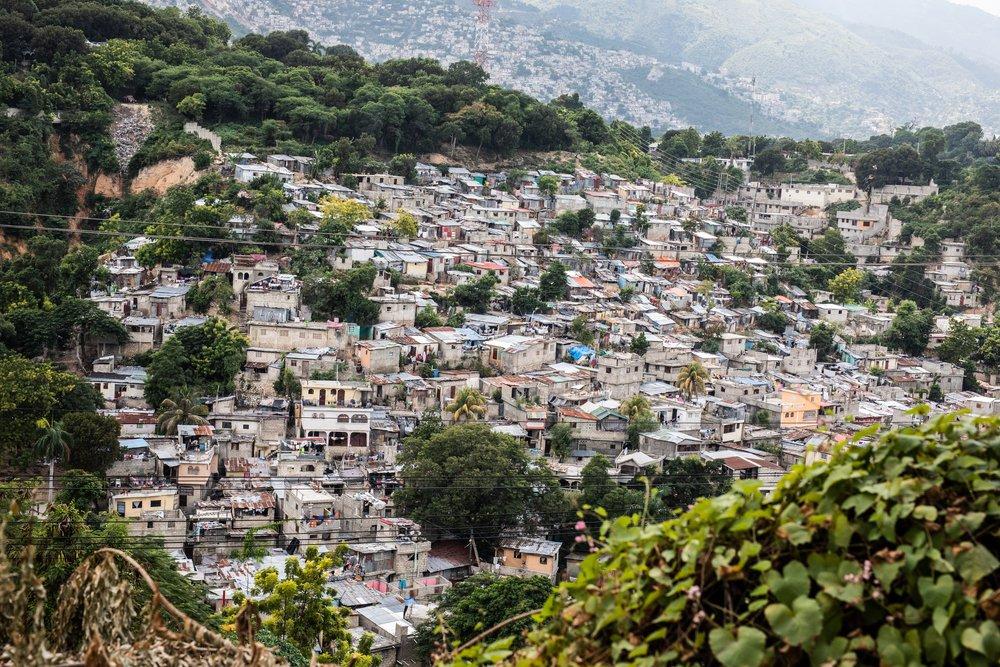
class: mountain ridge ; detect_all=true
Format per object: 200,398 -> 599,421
148,0 -> 1000,137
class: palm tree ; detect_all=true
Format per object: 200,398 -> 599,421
35,418 -> 73,506
446,388 -> 488,422
156,395 -> 209,435
677,362 -> 709,400
619,395 -> 651,421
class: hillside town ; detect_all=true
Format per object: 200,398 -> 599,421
54,143 -> 988,662
0,0 -> 996,664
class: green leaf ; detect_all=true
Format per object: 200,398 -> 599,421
831,512 -> 854,548
955,545 -> 999,583
932,605 -> 950,635
923,628 -> 947,666
877,625 -> 907,667
709,626 -> 767,667
962,627 -> 985,654
764,596 -> 823,646
872,560 -> 904,588
918,574 -> 954,608
779,521 -> 813,545
768,560 -> 810,606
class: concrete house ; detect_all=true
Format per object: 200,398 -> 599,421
297,380 -> 374,458
356,340 -> 404,374
482,335 -> 557,374
494,538 -> 560,583
248,320 -> 350,352
595,353 -> 643,400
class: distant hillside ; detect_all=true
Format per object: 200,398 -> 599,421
146,0 -> 822,137
521,0 -> 1000,136
794,0 -> 1000,69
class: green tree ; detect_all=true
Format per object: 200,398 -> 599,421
579,454 -> 651,520
828,268 -> 866,304
156,394 -> 209,436
176,92 -> 207,120
415,574 -> 553,661
61,411 -> 121,473
538,261 -> 568,301
537,174 -> 559,198
303,265 -> 381,325
976,326 -> 1000,371
677,362 -> 709,400
549,422 -> 574,461
510,287 -> 547,315
630,332 -> 650,356
452,273 -> 498,314
415,304 -> 443,328
55,469 -> 108,513
34,418 -> 72,506
394,423 -> 568,539
446,388 -> 488,422
246,547 -> 373,663
391,210 -> 419,238
187,276 -> 235,315
570,315 -> 595,347
884,300 -> 933,356
756,300 -> 788,335
937,320 -> 980,365
620,395 -> 651,422
626,411 -> 660,449
579,454 -> 616,508
652,457 -> 732,512
274,364 -> 302,401
144,318 -> 248,406
752,148 -> 786,176
855,145 -> 926,188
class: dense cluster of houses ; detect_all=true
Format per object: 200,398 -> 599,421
79,151 -> 990,662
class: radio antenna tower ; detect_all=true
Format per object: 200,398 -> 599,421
473,0 -> 495,70
747,75 -> 757,159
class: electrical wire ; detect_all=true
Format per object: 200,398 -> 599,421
0,218 -> 978,268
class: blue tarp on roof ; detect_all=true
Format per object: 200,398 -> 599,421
568,345 -> 596,361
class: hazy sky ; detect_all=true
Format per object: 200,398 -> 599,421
950,0 -> 1000,16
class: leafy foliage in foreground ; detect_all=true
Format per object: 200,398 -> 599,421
451,410 -> 999,665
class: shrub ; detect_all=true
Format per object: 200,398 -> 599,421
452,410 -> 1000,666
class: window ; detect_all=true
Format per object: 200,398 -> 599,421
539,556 -> 548,564
150,500 -> 162,508
131,501 -> 142,509
242,424 -> 250,430
146,521 -> 154,529
222,421 -> 232,429
513,550 -> 523,559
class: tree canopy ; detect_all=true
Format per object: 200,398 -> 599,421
394,423 -> 569,540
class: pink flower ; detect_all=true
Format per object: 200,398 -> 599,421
575,520 -> 587,531
575,535 -> 586,543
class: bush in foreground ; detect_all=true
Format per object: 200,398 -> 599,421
450,410 -> 999,666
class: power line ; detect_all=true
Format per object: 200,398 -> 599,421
0,219 -> 979,267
